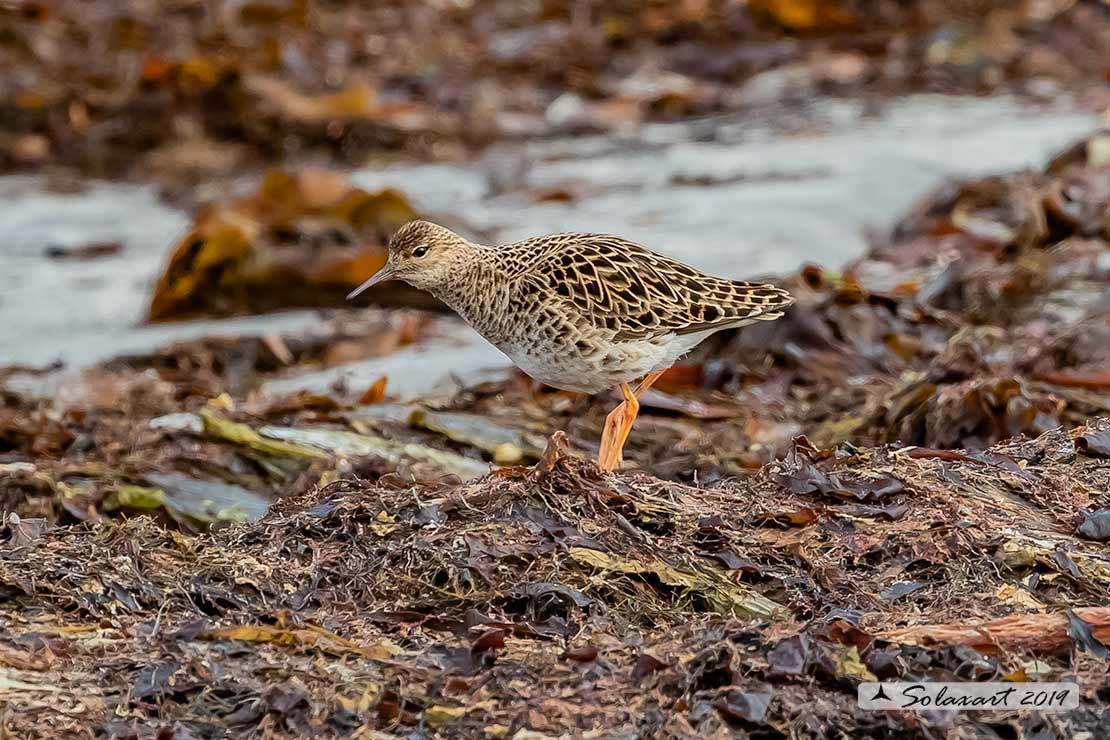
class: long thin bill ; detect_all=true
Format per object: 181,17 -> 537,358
347,266 -> 395,299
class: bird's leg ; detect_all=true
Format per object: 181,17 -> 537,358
597,370 -> 667,471
632,369 -> 666,399
598,382 -> 639,472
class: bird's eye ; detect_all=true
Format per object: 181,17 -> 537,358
412,245 -> 430,258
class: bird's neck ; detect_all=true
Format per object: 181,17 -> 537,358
431,246 -> 510,330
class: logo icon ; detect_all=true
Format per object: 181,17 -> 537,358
870,685 -> 891,702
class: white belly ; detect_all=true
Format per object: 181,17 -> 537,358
498,333 -> 704,393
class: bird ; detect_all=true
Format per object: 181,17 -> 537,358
348,221 -> 794,471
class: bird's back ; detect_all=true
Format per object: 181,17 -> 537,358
494,232 -> 793,342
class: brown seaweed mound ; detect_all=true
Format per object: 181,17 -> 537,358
2,421 -> 1109,738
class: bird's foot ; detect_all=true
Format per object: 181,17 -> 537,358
597,384 -> 638,471
596,371 -> 666,472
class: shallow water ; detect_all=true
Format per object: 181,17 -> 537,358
0,95 -> 1101,395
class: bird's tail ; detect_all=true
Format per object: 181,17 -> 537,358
726,280 -> 795,321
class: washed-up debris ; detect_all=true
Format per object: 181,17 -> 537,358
147,168 -> 427,320
1078,510 -> 1110,542
197,408 -> 489,480
354,404 -> 550,465
103,478 -> 269,528
255,421 -> 489,481
0,421 -> 1107,738
567,546 -> 785,621
877,607 -> 1110,656
1078,430 -> 1110,459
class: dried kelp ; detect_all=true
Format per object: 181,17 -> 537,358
147,169 -> 430,320
1,422 -> 1108,738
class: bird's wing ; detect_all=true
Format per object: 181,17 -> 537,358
513,233 -> 794,341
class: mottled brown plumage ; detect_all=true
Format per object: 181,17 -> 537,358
349,220 -> 794,469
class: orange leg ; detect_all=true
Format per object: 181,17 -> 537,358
598,382 -> 638,472
633,370 -> 666,399
596,370 -> 666,472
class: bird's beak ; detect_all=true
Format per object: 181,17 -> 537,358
347,265 -> 395,299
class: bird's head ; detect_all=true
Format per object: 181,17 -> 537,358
347,220 -> 474,298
